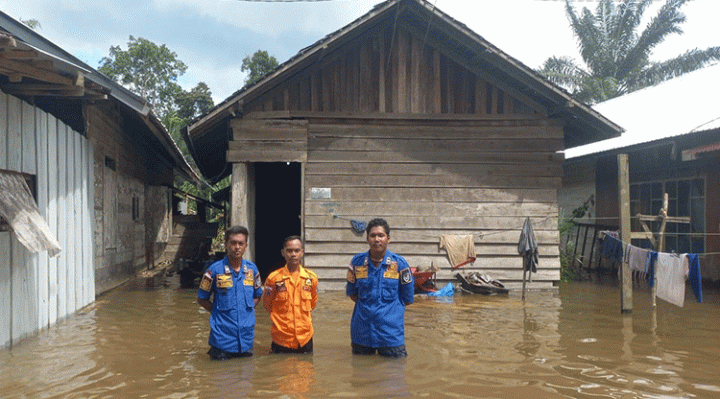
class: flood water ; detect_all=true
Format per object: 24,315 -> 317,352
1,276 -> 719,398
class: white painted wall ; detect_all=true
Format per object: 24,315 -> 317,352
0,91 -> 94,347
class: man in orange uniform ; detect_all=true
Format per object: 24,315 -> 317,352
263,236 -> 318,353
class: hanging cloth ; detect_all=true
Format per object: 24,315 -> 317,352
517,217 -> 538,273
646,251 -> 658,286
686,253 -> 703,303
655,253 -> 686,307
350,219 -> 367,234
627,245 -> 650,273
601,235 -> 624,263
439,235 -> 476,269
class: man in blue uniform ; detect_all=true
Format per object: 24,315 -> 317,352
198,225 -> 263,360
346,218 -> 414,357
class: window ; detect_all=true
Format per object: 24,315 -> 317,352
630,177 -> 705,253
132,196 -> 140,222
0,171 -> 36,232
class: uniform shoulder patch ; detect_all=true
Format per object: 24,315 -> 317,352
400,268 -> 412,285
199,271 -> 213,292
347,268 -> 356,283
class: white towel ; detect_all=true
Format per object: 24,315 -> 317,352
655,253 -> 686,307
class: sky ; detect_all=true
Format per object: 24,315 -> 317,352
2,0 -> 719,104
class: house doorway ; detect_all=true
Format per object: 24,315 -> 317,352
252,162 -> 302,280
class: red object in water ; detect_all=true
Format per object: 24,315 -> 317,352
411,267 -> 437,293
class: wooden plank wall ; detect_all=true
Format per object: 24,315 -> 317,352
245,25 -> 536,117
302,120 -> 564,289
0,91 -> 94,347
228,119 -> 308,163
233,25 -> 562,290
85,104 -> 149,294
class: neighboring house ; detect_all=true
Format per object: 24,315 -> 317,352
0,12 -> 198,347
560,63 -> 720,281
185,0 -> 621,289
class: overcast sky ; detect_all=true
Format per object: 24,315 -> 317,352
2,0 -> 719,103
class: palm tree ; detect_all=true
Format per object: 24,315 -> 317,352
540,0 -> 720,104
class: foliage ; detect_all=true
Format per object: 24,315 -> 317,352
241,50 -> 279,86
20,18 -> 40,30
558,195 -> 595,281
175,82 -> 214,122
99,36 -> 188,118
540,0 -> 720,104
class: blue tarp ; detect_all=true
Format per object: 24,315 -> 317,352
421,283 -> 454,297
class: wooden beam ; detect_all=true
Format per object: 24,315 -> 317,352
0,49 -> 39,60
398,20 -> 549,116
618,153 -> 632,314
0,58 -> 75,86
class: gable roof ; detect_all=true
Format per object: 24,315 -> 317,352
565,63 -> 720,160
0,11 -> 200,183
188,0 -> 621,147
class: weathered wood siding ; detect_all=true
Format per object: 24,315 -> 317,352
0,91 -> 94,347
302,120 -> 562,289
85,103 -> 170,294
231,24 -> 562,289
244,25 -> 537,117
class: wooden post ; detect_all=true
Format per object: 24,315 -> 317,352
618,154 -> 632,314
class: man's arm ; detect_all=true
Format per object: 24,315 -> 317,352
198,298 -> 212,313
399,263 -> 414,306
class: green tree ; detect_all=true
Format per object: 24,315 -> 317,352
20,18 -> 40,30
241,50 -> 279,86
99,36 -> 187,118
175,82 -> 214,122
540,0 -> 720,104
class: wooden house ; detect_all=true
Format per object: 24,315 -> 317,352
186,0 -> 621,289
0,12 -> 198,347
560,64 -> 720,282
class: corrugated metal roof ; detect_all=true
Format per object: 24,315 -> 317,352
565,63 -> 720,159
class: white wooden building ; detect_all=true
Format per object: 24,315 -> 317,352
0,13 -> 198,347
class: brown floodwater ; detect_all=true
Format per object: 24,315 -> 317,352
1,276 -> 719,398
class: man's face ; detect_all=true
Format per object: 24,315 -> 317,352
226,233 -> 247,263
281,239 -> 304,267
367,226 -> 390,255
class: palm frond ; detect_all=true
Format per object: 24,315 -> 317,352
632,47 -> 720,89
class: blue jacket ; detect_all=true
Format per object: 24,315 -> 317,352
198,257 -> 263,353
346,250 -> 414,348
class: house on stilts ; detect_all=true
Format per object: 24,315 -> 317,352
185,0 -> 622,289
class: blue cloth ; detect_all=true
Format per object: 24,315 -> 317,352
602,235 -> 625,263
425,283 -> 454,297
646,251 -> 658,287
351,220 -> 367,234
687,254 -> 703,303
198,257 -> 263,354
346,250 -> 414,348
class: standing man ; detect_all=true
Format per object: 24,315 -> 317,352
198,225 -> 263,360
263,236 -> 318,353
346,218 -> 414,357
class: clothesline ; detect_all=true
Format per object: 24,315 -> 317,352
331,213 -> 554,240
601,233 -> 703,307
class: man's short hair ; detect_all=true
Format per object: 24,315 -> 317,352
283,235 -> 304,248
225,225 -> 249,242
366,218 -> 390,237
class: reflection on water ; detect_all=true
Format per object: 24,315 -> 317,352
1,277 -> 719,398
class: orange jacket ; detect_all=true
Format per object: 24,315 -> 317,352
262,265 -> 318,348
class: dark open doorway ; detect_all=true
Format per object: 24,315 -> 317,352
252,162 -> 302,280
